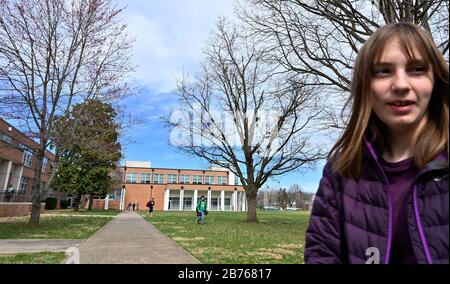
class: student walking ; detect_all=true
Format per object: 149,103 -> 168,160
196,195 -> 208,225
145,198 -> 155,218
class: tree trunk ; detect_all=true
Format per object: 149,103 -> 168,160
245,185 -> 258,222
74,193 -> 82,212
29,181 -> 42,226
29,147 -> 46,226
88,194 -> 94,211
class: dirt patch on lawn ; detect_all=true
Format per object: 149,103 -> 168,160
244,251 -> 283,260
173,237 -> 205,242
0,216 -> 28,223
191,247 -> 225,255
244,243 -> 304,260
276,243 -> 303,250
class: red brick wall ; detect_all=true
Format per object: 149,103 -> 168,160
0,202 -> 45,217
123,184 -> 244,212
89,199 -> 120,210
108,200 -> 120,210
1,118 -> 55,197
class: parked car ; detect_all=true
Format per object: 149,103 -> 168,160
262,206 -> 280,211
286,206 -> 299,211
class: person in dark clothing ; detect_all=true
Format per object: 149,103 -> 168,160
132,203 -> 136,211
146,198 -> 155,217
305,23 -> 449,264
5,184 -> 14,202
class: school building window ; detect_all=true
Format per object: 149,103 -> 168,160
126,173 -> 138,183
234,176 -> 240,185
112,189 -> 122,201
19,177 -> 28,193
140,173 -> 151,184
153,174 -> 165,184
224,198 -> 231,210
180,175 -> 190,184
183,197 -> 192,211
204,176 -> 214,184
1,133 -> 12,144
218,176 -> 227,185
193,175 -> 202,184
168,197 -> 180,210
22,149 -> 33,168
42,157 -> 49,173
168,174 -> 178,183
211,197 -> 220,211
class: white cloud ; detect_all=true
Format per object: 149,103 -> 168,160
118,0 -> 236,93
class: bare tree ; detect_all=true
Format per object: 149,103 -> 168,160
238,0 -> 449,130
0,0 -> 134,225
168,19 -> 325,222
288,184 -> 314,210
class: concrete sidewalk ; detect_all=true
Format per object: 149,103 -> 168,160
78,211 -> 200,264
0,239 -> 82,254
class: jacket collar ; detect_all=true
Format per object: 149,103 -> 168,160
363,134 -> 448,173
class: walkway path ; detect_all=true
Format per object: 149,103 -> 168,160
0,211 -> 200,264
0,239 -> 82,254
78,211 -> 200,264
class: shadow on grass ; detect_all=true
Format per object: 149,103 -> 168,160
143,211 -> 310,264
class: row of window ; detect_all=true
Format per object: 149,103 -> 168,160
125,173 -> 230,185
18,143 -> 49,172
3,176 -> 29,193
2,177 -> 50,194
1,133 -> 12,144
168,197 -> 232,211
1,135 -> 50,172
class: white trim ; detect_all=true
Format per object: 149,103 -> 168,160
207,190 -> 211,211
119,188 -> 126,210
193,190 -> 198,211
2,160 -> 12,191
10,165 -> 23,192
104,194 -> 109,210
221,190 -> 225,211
163,189 -> 170,210
179,189 -> 184,211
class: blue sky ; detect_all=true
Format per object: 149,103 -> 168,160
116,0 -> 326,193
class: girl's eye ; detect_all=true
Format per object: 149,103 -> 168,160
410,66 -> 427,74
373,67 -> 390,76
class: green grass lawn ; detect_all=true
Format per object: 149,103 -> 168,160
144,210 -> 310,264
0,215 -> 113,239
0,252 -> 66,264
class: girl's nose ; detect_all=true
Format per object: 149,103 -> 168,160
391,70 -> 410,93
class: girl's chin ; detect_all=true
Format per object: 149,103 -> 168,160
383,119 -> 425,132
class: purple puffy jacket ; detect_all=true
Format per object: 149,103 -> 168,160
305,140 -> 448,264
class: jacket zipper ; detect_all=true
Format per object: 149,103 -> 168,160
364,139 -> 392,264
365,140 -> 446,264
412,185 -> 433,264
408,166 -> 446,264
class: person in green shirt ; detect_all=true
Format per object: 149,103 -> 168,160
196,195 -> 207,224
